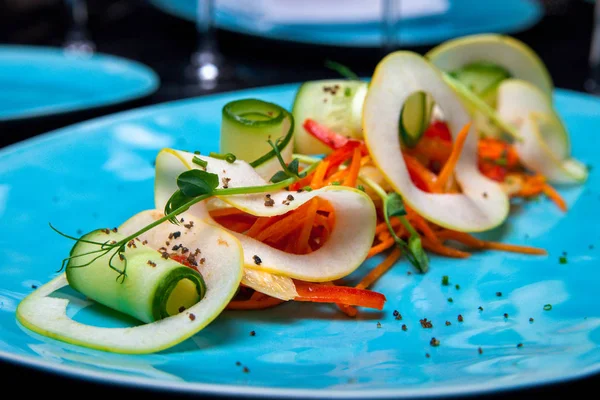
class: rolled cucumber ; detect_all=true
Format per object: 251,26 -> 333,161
65,230 -> 205,323
17,217 -> 244,354
292,79 -> 368,154
220,99 -> 294,179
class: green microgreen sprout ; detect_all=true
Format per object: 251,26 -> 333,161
359,174 -> 429,273
51,143 -> 321,283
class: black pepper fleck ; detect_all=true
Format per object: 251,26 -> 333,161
478,347 -> 483,354
478,306 -> 484,311
445,321 -> 451,326
377,322 -> 382,328
250,330 -> 256,336
517,343 -> 523,348
189,313 -> 196,321
430,337 -> 440,347
402,324 -> 407,331
264,194 -> 275,207
504,313 -> 509,318
420,318 -> 433,328
496,292 -> 502,297
458,314 -> 464,322
253,255 -> 262,265
529,317 -> 534,323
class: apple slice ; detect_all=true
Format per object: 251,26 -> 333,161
362,51 -> 509,233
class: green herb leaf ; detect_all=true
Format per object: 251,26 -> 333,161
325,60 -> 360,80
164,190 -> 194,224
287,158 -> 300,176
383,192 -> 429,273
270,170 -> 289,183
177,170 -> 219,197
408,235 -> 429,273
386,192 -> 407,218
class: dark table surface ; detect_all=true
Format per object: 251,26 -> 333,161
1,0 -> 599,398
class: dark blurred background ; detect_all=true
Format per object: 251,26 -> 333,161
0,0 -> 597,147
0,0 -> 599,399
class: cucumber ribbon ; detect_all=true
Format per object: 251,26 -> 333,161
17,214 -> 244,354
220,98 -> 294,180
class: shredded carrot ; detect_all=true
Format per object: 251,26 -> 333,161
356,248 -> 401,290
422,237 -> 471,258
368,237 -> 395,258
432,122 -> 472,193
403,153 -> 438,192
310,160 -> 330,189
375,218 -> 402,235
543,183 -> 568,212
436,230 -> 547,255
227,297 -> 285,310
343,147 -> 362,187
295,199 -> 319,254
208,207 -> 248,218
406,206 -> 439,244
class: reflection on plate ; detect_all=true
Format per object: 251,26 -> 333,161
150,0 -> 543,47
0,83 -> 599,398
0,46 -> 159,121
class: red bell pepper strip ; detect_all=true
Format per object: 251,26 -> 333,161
424,120 -> 452,142
294,281 -> 386,310
303,119 -> 350,150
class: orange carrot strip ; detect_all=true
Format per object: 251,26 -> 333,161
356,248 -> 401,290
437,230 -> 547,255
296,199 -> 319,254
246,215 -> 283,238
432,122 -> 472,193
343,147 -> 362,187
368,237 -> 396,258
310,160 -> 330,189
483,241 -> 547,255
543,183 -> 568,212
406,207 -> 439,244
253,213 -> 301,242
227,297 -> 285,310
403,153 -> 437,192
208,207 -> 247,218
422,237 -> 471,258
324,169 -> 348,185
375,218 -> 402,235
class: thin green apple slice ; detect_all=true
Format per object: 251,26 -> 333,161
362,51 -> 509,233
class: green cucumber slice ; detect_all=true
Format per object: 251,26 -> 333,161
64,230 -> 205,323
221,98 -> 294,179
448,62 -> 511,106
292,79 -> 368,154
399,91 -> 434,148
426,34 -> 553,96
16,216 -> 244,354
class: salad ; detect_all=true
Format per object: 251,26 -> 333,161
17,34 -> 587,354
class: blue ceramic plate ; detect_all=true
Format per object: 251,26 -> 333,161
149,0 -> 542,47
0,46 -> 159,121
0,83 -> 598,398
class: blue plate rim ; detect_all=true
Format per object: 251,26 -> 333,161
148,0 -> 543,47
0,84 -> 599,398
0,45 -> 160,122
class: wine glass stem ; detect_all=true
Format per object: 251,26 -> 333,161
196,0 -> 217,55
588,0 -> 600,92
382,0 -> 397,52
64,0 -> 94,53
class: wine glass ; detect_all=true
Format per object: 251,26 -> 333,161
63,0 -> 95,55
381,0 -> 399,52
586,0 -> 600,94
185,0 -> 235,91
